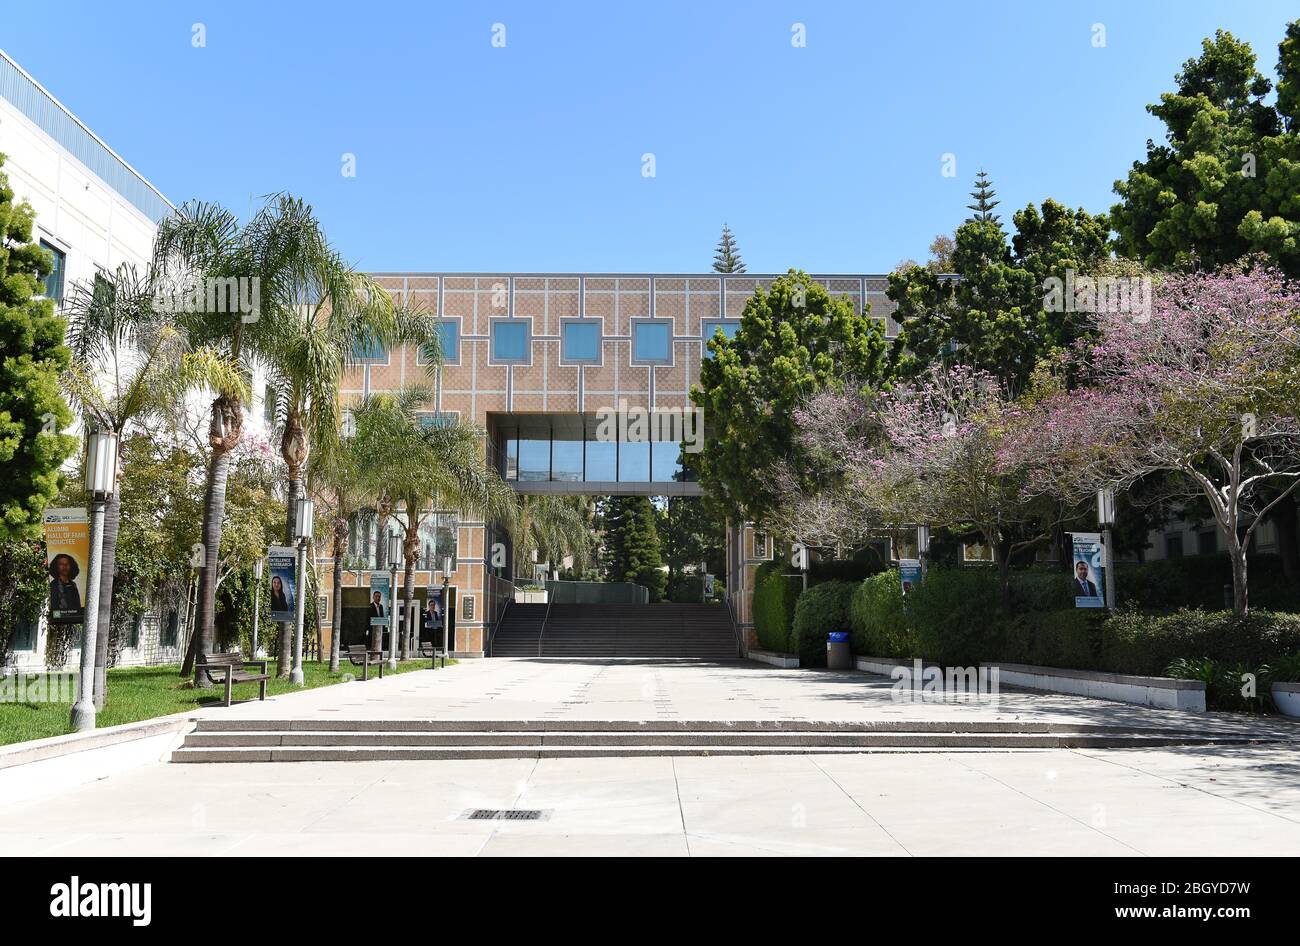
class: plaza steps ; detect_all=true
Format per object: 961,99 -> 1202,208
489,602 -> 741,658
170,717 -> 1274,762
488,603 -> 548,656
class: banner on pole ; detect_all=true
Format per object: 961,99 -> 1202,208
267,545 -> 297,622
899,559 -> 922,597
1070,533 -> 1106,609
368,572 -> 391,626
44,508 -> 89,625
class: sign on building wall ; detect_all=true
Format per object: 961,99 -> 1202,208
267,546 -> 297,622
1070,533 -> 1106,609
44,508 -> 88,625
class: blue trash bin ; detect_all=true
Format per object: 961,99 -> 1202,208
827,631 -> 851,669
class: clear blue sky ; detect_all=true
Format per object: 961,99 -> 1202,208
3,1 -> 1296,273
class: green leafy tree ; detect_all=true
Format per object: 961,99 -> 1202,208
601,496 -> 666,601
690,270 -> 890,525
657,496 -> 724,599
887,183 -> 1110,394
1111,24 -> 1300,276
0,154 -> 76,540
513,495 -> 594,578
712,224 -> 746,273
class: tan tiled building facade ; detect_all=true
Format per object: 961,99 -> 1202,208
324,273 -> 896,656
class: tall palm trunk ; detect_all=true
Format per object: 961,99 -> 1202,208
93,478 -> 122,709
189,396 -> 242,685
330,515 -> 348,672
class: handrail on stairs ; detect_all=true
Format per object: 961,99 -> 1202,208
537,593 -> 555,657
724,593 -> 745,658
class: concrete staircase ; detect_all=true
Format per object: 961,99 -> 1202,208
490,602 -> 740,658
489,603 -> 548,656
171,717 -> 1272,762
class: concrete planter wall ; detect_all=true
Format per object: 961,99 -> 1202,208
514,590 -> 548,604
1272,682 -> 1300,719
748,649 -> 799,669
856,656 -> 942,678
987,662 -> 1206,712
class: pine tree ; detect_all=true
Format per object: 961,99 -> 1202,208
966,171 -> 1001,224
0,155 -> 76,541
600,496 -> 667,601
712,224 -> 746,273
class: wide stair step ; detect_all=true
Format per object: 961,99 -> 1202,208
171,718 -> 1275,762
489,602 -> 740,658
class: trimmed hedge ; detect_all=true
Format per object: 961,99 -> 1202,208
791,580 -> 857,667
848,570 -> 919,657
844,563 -> 1300,682
753,561 -> 801,653
809,557 -> 885,586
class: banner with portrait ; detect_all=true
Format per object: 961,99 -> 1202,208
368,572 -> 391,626
1070,532 -> 1106,609
267,545 -> 297,622
44,508 -> 89,625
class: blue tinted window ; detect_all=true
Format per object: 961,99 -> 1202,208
619,440 -> 651,481
563,321 -> 600,362
585,440 -> 617,481
492,321 -> 529,362
40,241 -> 66,303
352,336 -> 386,362
703,320 -> 740,357
438,320 -> 459,361
633,321 -> 672,363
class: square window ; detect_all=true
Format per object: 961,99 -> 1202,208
40,241 -> 66,303
492,319 -> 530,363
420,319 -> 459,365
632,319 -> 673,364
352,335 -> 387,363
562,320 -> 601,363
702,319 -> 740,359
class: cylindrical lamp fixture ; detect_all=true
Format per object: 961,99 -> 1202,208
1097,488 -> 1117,527
295,498 -> 314,541
387,535 -> 402,567
254,557 -> 264,580
443,556 -> 453,576
917,525 -> 931,556
84,430 -> 119,496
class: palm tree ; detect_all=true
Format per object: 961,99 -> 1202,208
60,263 -> 243,704
258,197 -> 440,675
353,390 -> 517,657
513,495 -> 595,579
154,196 -> 337,685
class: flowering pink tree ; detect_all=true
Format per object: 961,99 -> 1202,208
795,365 -> 1057,606
1006,267 -> 1300,614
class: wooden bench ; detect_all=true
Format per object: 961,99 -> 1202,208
198,652 -> 270,707
346,644 -> 385,681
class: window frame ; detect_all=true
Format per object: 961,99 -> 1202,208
490,317 -> 533,366
418,317 -> 462,367
701,318 -> 740,358
560,318 -> 603,366
630,317 -> 675,366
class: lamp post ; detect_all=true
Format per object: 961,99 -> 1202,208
71,430 -> 119,731
1097,488 -> 1117,612
441,555 -> 453,664
387,534 -> 401,670
917,525 -> 931,580
252,557 -> 265,658
290,498 -> 313,685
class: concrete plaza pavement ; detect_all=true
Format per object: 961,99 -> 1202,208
2,658 -> 1298,856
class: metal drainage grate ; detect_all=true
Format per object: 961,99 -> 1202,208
465,808 -> 549,821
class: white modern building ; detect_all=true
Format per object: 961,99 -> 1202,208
1,48 -> 271,672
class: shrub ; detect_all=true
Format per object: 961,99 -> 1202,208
791,580 -> 857,667
1101,609 -> 1300,677
1008,570 -> 1072,611
906,568 -> 1004,665
753,561 -> 801,653
1166,657 -> 1273,713
848,570 -> 920,657
1000,609 -> 1100,670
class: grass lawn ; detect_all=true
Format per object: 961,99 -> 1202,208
0,658 -> 447,747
